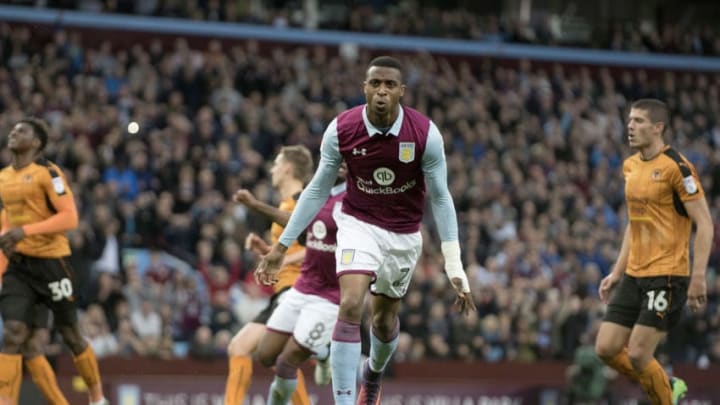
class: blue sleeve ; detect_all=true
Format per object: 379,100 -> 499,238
422,121 -> 459,242
279,119 -> 342,247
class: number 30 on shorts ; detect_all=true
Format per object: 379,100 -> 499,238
48,278 -> 73,301
646,290 -> 669,312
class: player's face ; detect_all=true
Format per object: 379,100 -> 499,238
270,153 -> 290,187
7,122 -> 39,153
364,66 -> 405,117
627,108 -> 661,149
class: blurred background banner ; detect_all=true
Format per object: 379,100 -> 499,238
46,358 -> 719,403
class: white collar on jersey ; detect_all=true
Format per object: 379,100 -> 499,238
363,105 -> 404,137
330,182 -> 347,196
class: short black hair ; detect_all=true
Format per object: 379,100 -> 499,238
367,56 -> 404,82
18,117 -> 49,151
631,99 -> 670,135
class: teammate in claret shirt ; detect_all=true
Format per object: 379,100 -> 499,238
255,169 -> 347,405
256,56 -> 475,405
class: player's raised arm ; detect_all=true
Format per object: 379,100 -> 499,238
422,121 -> 475,315
233,189 -> 292,226
255,119 -> 343,284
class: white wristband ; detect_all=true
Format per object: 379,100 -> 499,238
441,241 -> 470,293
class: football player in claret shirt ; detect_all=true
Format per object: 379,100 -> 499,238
254,170 -> 347,405
0,118 -> 107,405
256,56 -> 475,405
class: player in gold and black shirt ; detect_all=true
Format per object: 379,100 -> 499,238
224,145 -> 313,405
0,118 -> 108,405
594,100 -> 714,405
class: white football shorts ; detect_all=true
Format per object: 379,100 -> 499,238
334,210 -> 422,298
266,288 -> 339,353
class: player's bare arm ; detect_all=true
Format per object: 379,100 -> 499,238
233,189 -> 292,226
281,249 -> 306,268
683,198 -> 714,312
245,232 -> 271,255
599,224 -> 631,303
22,192 -> 78,236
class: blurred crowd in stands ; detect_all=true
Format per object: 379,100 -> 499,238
1,21 -> 720,370
20,0 -> 720,55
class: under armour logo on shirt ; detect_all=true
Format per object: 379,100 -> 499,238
353,148 -> 367,156
336,389 -> 352,396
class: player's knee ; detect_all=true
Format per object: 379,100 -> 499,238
21,346 -> 43,358
21,333 -> 47,359
227,333 -> 250,357
66,339 -> 88,355
594,339 -> 620,361
337,305 -> 363,323
371,312 -> 398,336
57,325 -> 87,355
338,294 -> 364,322
257,349 -> 275,368
227,335 -> 240,356
626,346 -> 652,372
1,320 -> 30,352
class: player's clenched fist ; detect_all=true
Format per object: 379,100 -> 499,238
233,189 -> 259,208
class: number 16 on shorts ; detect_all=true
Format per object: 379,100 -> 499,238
646,290 -> 668,312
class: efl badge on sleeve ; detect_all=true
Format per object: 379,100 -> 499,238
52,177 -> 66,195
683,175 -> 698,194
399,142 -> 415,163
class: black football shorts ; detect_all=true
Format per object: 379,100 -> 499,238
605,274 -> 689,331
0,254 -> 78,327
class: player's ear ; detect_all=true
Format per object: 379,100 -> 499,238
656,123 -> 662,134
31,137 -> 41,149
657,121 -> 666,135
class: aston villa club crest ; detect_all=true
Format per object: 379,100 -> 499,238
398,142 -> 415,163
